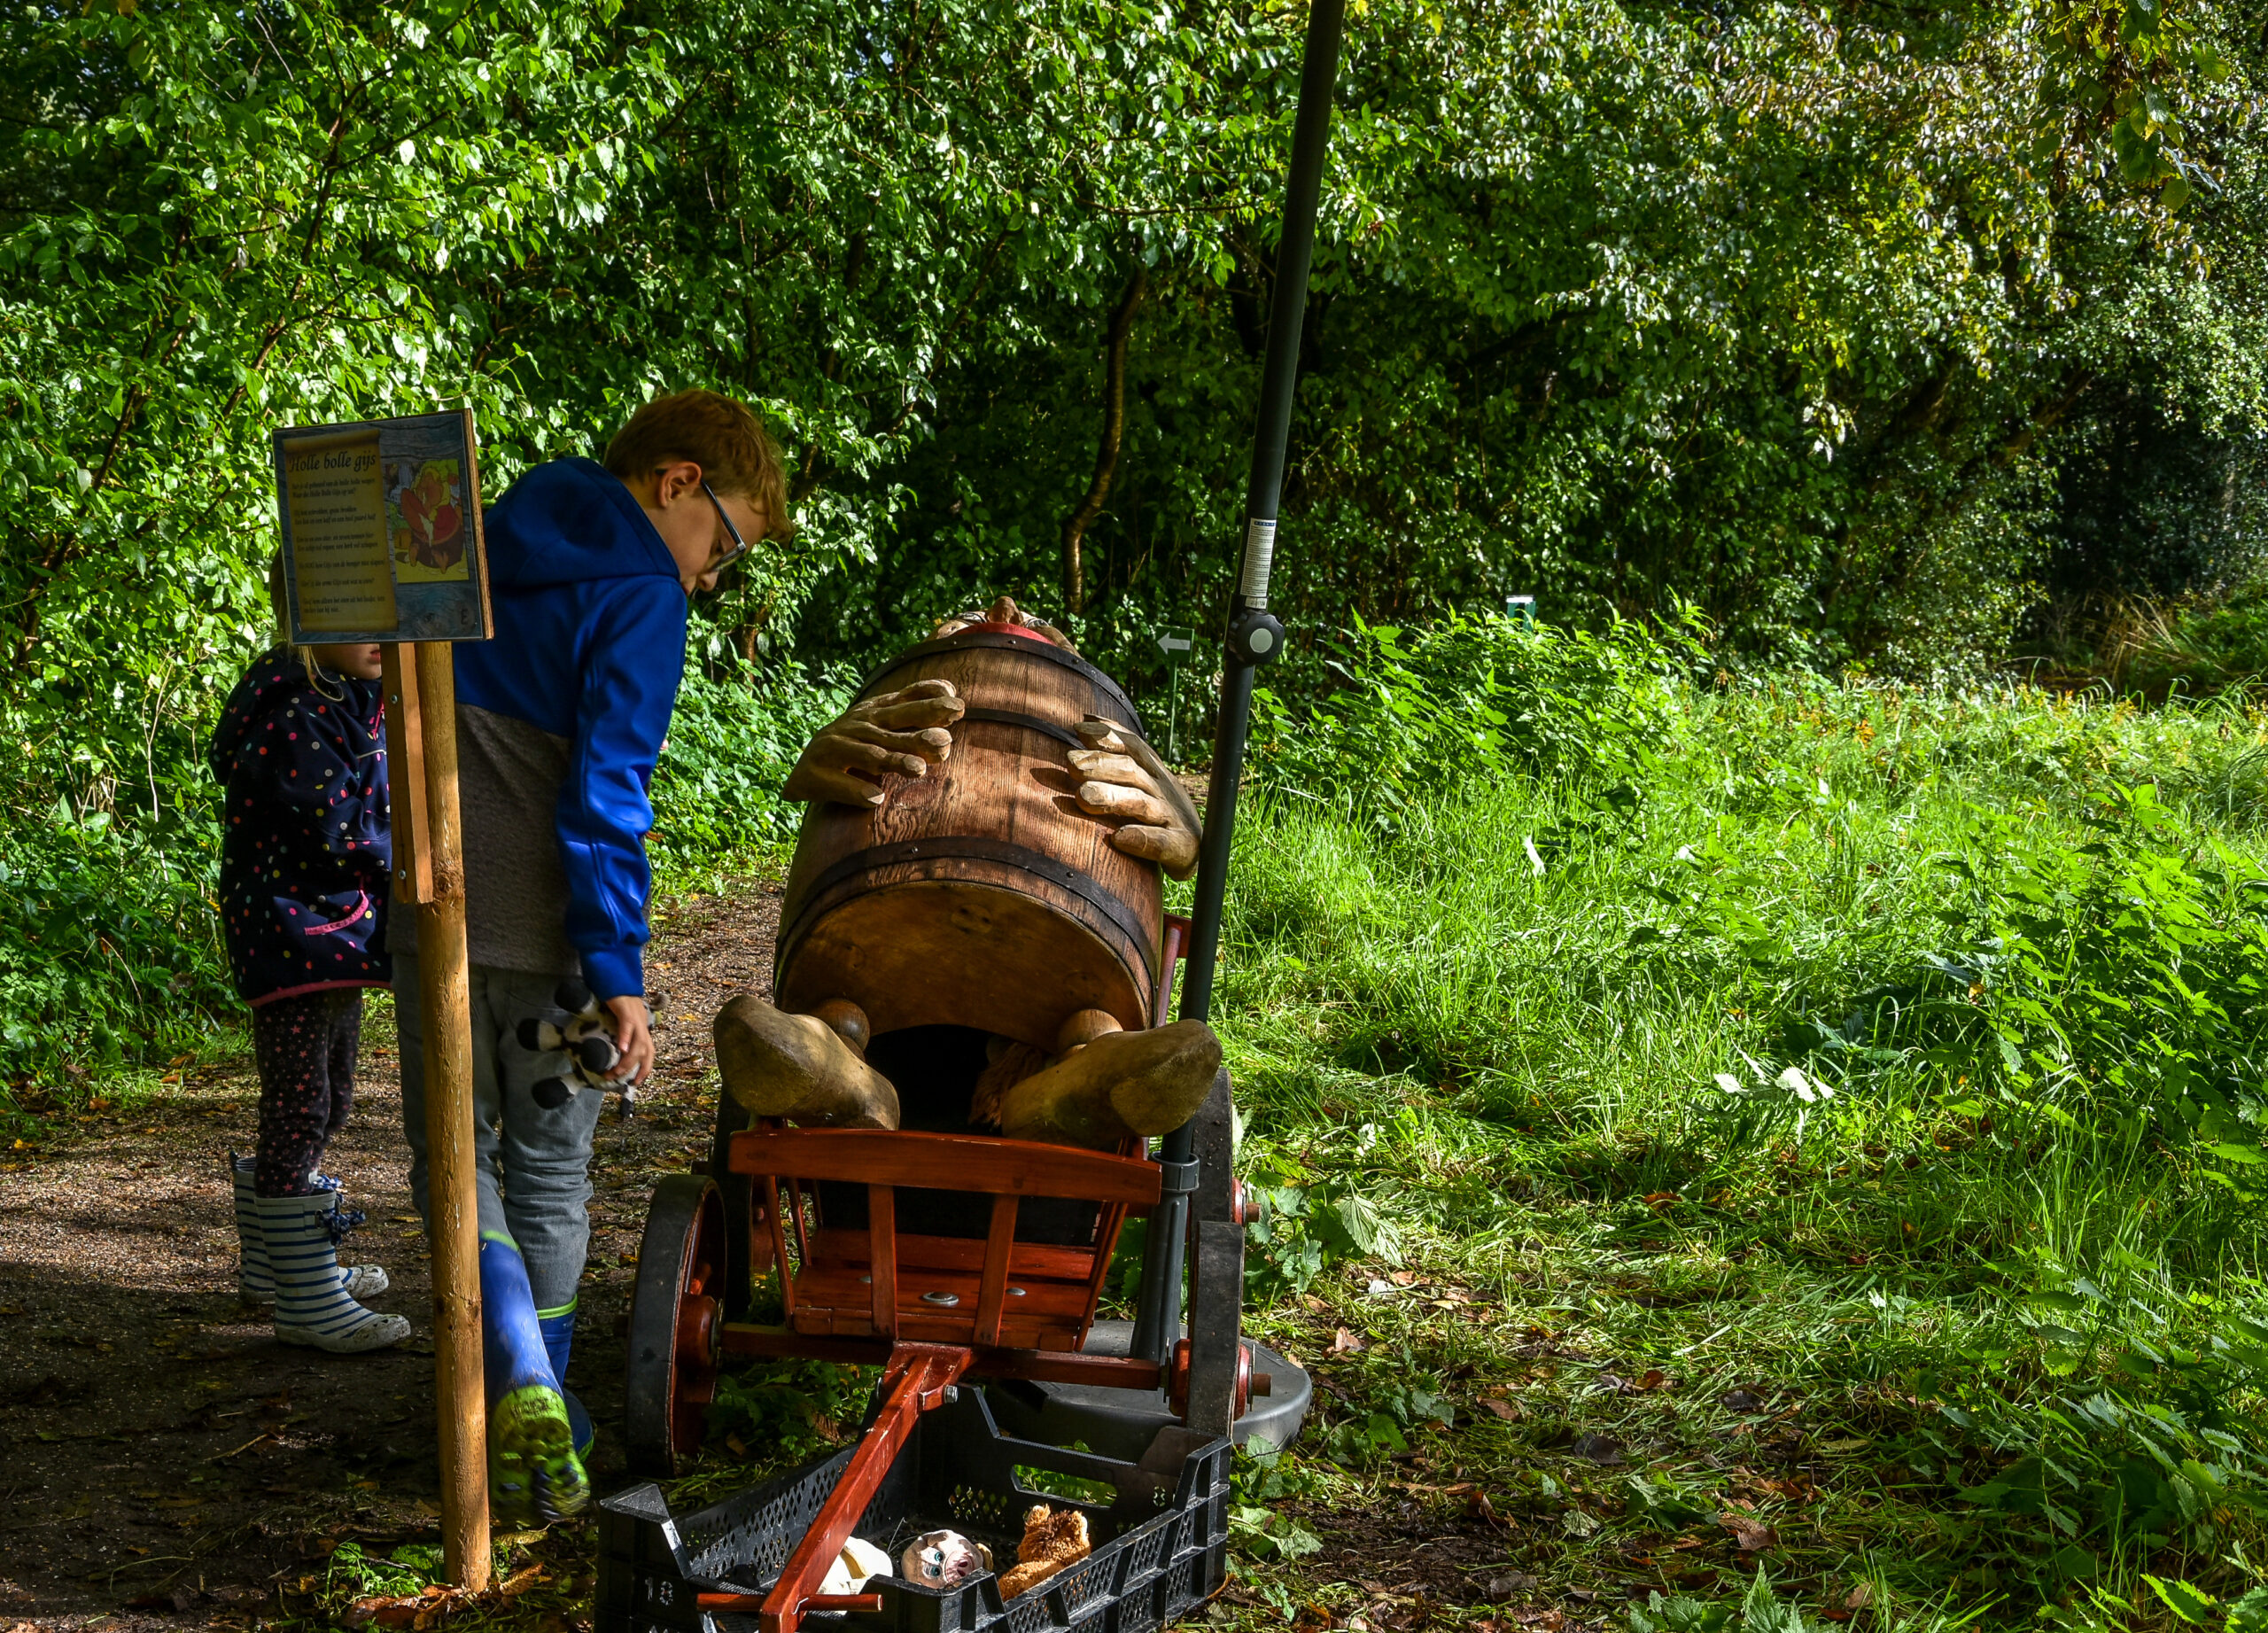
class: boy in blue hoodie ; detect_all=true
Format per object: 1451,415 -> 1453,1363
385,391 -> 948,1523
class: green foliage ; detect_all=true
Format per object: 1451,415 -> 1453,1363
648,659 -> 854,881
705,1359 -> 879,1469
1210,626 -> 2268,1613
1250,610 -> 1701,820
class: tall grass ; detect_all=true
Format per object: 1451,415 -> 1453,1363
1210,619 -> 2268,1624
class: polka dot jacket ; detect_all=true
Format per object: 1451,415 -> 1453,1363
208,649 -> 392,1007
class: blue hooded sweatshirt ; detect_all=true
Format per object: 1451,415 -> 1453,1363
401,457 -> 687,1001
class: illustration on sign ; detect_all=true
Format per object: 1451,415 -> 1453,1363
274,410 -> 491,644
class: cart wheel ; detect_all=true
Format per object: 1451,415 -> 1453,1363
625,1173 -> 727,1477
710,1091 -> 767,1319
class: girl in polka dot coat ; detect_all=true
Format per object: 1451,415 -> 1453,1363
210,640 -> 409,1352
210,645 -> 392,1018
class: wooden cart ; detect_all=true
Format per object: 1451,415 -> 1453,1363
623,917 -> 1260,1633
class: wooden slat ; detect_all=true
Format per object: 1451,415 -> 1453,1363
789,1308 -> 1086,1349
973,1195 -> 1020,1346
760,1177 -> 796,1318
867,1186 -> 897,1339
804,1228 -> 1096,1283
379,645 -> 433,906
731,1129 -> 1162,1208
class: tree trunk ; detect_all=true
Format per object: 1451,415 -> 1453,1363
1061,268 -> 1149,617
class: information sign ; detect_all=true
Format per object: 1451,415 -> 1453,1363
1154,626 -> 1196,761
274,410 -> 492,644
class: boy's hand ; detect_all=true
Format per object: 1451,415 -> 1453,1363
604,995 -> 656,1087
1069,718 -> 1202,880
783,679 -> 965,807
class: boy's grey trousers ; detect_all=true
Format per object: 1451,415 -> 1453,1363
392,953 -> 604,1314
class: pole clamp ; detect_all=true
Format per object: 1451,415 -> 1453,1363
1155,1158 -> 1201,1196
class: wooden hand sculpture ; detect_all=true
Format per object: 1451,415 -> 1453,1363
714,994 -> 901,1129
1069,717 -> 1201,880
781,678 -> 966,807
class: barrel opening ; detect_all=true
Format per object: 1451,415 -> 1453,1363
811,1023 -> 1101,1248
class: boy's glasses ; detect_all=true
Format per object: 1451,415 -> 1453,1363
700,480 -> 752,576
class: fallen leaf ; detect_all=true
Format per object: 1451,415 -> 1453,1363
1643,1191 -> 1681,1212
1845,1584 -> 1874,1610
1718,1512 -> 1778,1553
1569,1431 -> 1625,1464
1481,1397 -> 1522,1421
1332,1327 -> 1366,1353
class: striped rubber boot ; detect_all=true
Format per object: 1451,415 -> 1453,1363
257,1191 -> 411,1354
230,1155 -> 391,1303
537,1299 -> 595,1458
229,1151 -> 274,1303
483,1234 -> 588,1525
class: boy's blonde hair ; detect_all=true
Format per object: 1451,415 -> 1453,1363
603,389 -> 796,540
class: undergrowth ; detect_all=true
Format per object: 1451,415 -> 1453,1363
1200,616 -> 2268,1628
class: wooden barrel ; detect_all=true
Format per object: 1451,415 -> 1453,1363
774,626 -> 1161,1048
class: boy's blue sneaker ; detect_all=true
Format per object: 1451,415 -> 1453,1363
481,1234 -> 589,1525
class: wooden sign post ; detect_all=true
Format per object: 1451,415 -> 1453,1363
274,412 -> 494,1590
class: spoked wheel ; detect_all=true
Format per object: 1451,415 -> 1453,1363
625,1173 -> 727,1477
710,1091 -> 769,1320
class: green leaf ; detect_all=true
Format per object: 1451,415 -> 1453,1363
2140,1576 -> 2218,1625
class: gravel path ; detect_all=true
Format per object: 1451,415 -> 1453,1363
0,883 -> 781,1627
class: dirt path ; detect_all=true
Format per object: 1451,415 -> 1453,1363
0,884 -> 781,1628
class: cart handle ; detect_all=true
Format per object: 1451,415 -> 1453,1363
757,1343 -> 970,1633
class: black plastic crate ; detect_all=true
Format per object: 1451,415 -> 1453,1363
597,1386 -> 1231,1633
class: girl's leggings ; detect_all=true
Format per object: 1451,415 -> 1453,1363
251,988 -> 365,1197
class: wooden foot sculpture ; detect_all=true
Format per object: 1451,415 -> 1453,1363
712,993 -> 1216,1152
714,995 -> 900,1129
994,1020 -> 1220,1150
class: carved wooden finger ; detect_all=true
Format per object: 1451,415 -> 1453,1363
996,1020 -> 1221,1148
788,763 -> 887,807
1107,822 -> 1198,873
859,696 -> 966,732
1076,781 -> 1174,824
714,993 -> 900,1129
1066,749 -> 1161,795
1054,1008 -> 1124,1054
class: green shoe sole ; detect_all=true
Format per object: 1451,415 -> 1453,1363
489,1383 -> 591,1527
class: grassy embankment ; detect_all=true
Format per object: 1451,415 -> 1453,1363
1180,642 -> 2268,1630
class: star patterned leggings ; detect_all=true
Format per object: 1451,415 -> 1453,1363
251,988 -> 366,1198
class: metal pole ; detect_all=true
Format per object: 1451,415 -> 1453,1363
1131,0 -> 1347,1366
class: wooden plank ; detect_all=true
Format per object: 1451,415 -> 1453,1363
866,1186 -> 897,1339
379,645 -> 432,905
973,1195 -> 1020,1346
804,1227 -> 1096,1283
731,1128 -> 1162,1208
759,1177 -> 796,1319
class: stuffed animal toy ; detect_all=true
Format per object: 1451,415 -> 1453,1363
515,980 -> 651,1113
